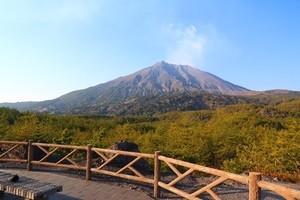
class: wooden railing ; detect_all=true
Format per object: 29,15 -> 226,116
89,146 -> 154,184
0,140 -> 299,200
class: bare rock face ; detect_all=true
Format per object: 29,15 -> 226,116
107,140 -> 150,173
109,140 -> 139,152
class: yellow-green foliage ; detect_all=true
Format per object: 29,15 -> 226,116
0,98 -> 299,182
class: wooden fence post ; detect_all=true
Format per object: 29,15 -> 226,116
154,151 -> 161,198
86,144 -> 92,180
27,140 -> 33,171
249,172 -> 261,200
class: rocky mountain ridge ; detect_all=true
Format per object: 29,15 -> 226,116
2,61 -> 298,115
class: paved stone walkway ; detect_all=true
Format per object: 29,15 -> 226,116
0,169 -> 154,200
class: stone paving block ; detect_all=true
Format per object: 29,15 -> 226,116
95,184 -> 117,192
111,187 -> 129,195
0,169 -> 154,200
121,189 -> 144,197
105,194 -> 127,200
93,192 -> 115,200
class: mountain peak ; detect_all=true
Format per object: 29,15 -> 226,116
153,60 -> 185,68
0,61 -> 251,114
156,60 -> 168,64
104,61 -> 249,96
149,61 -> 192,78
151,60 -> 174,69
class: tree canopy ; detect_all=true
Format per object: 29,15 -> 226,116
0,98 -> 299,182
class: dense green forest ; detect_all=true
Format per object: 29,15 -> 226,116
0,98 -> 299,182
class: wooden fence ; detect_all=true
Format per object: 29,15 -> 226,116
0,140 -> 299,200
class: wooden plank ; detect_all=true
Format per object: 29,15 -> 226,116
5,184 -> 61,199
159,156 -> 248,184
91,168 -> 153,184
158,181 -> 199,200
249,172 -> 261,200
92,150 -> 108,161
25,183 -> 53,194
32,184 -> 62,196
154,151 -> 161,198
56,149 -> 78,166
128,166 -> 146,179
0,173 -> 15,179
0,144 -> 19,159
258,180 -> 300,199
86,144 -> 92,181
1,178 -> 37,188
0,171 -> 62,200
31,161 -> 86,170
206,188 -> 221,200
18,181 -> 46,190
32,143 -> 86,150
191,176 -> 228,197
116,157 -> 141,174
91,147 -> 154,158
96,153 -> 119,170
0,141 -> 27,145
167,168 -> 194,187
27,140 -> 33,171
35,145 -> 50,155
38,147 -> 59,163
2,141 -> 300,200
0,158 -> 27,163
164,160 -> 182,177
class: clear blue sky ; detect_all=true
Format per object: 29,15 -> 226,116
0,0 -> 299,103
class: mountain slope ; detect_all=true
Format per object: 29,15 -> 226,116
1,61 -> 251,115
58,61 -> 249,101
91,61 -> 249,97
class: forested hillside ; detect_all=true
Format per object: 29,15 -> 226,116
0,98 -> 299,182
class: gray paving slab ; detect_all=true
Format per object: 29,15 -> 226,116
0,169 -> 153,200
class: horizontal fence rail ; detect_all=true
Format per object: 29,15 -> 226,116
157,155 -> 249,200
90,147 -> 155,184
0,140 -> 299,200
0,141 -> 28,163
30,142 -> 87,171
